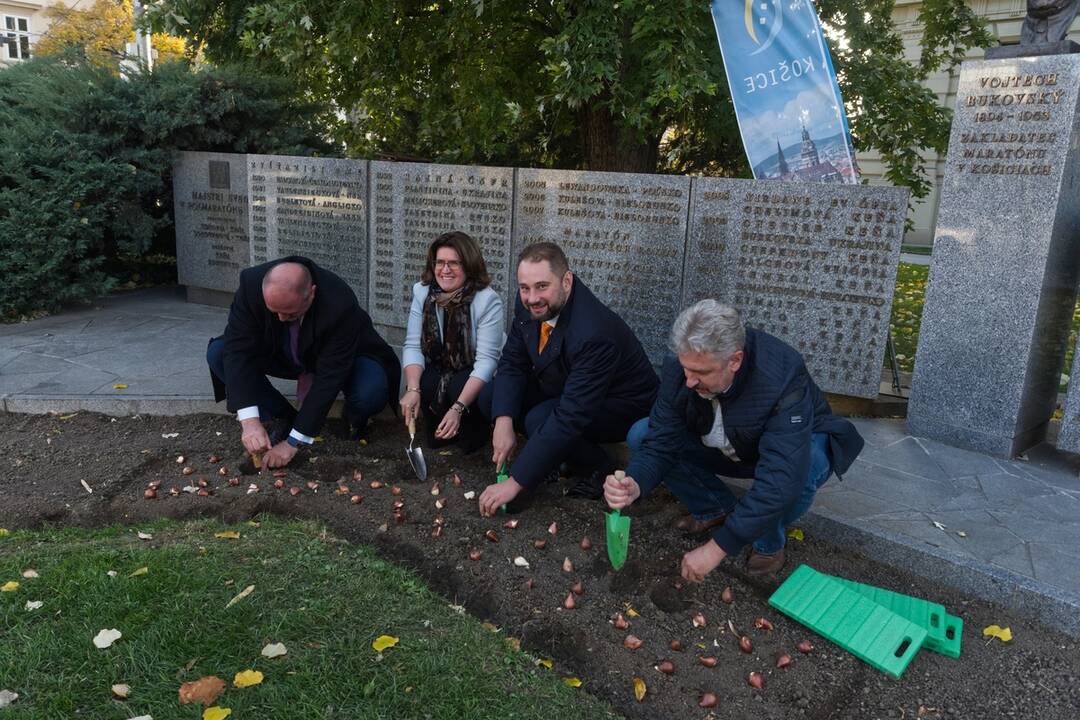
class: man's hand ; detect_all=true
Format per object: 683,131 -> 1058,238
479,477 -> 523,517
434,408 -> 461,440
240,418 -> 271,455
491,417 -> 516,469
604,472 -> 641,510
681,539 -> 727,583
264,440 -> 298,469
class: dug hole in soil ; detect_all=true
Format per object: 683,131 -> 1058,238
1,411 -> 1077,720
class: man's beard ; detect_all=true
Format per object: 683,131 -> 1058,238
530,296 -> 565,322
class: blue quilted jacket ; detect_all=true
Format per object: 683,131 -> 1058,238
625,328 -> 864,555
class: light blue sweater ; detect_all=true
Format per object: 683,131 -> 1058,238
401,282 -> 505,383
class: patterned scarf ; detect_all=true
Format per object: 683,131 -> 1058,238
420,282 -> 477,415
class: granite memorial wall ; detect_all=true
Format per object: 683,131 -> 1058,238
174,153 -> 910,399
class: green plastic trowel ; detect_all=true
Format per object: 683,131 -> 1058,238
605,470 -> 632,570
496,462 -> 509,514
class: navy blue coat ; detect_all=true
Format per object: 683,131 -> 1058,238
626,328 -> 864,556
492,278 -> 659,488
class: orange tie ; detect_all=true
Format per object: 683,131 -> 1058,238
538,322 -> 553,354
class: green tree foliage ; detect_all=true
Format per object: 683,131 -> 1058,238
147,0 -> 992,194
0,54 -> 333,319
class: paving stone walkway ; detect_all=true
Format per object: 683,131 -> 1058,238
2,287 -> 1078,634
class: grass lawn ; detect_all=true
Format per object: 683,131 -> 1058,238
0,518 -> 615,720
887,262 -> 1080,384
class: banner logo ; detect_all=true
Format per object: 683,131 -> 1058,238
746,0 -> 783,55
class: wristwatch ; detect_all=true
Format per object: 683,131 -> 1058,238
452,401 -> 468,415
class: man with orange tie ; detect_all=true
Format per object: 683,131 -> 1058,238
477,242 -> 659,515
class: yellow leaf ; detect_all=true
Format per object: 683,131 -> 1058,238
1,581 -> 19,592
214,531 -> 241,540
563,677 -> 582,688
787,528 -> 805,541
129,567 -> 148,578
233,670 -> 264,688
203,708 -> 232,720
0,528 -> 9,537
633,677 -> 647,702
538,658 -> 553,669
247,521 -> 261,527
113,383 -> 128,390
314,436 -> 324,443
481,622 -> 499,633
372,635 -> 399,652
625,604 -> 639,617
983,624 -> 1013,642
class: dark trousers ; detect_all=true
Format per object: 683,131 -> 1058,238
478,379 -> 642,477
419,365 -> 488,452
207,336 -> 390,429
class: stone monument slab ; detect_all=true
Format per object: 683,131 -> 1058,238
512,169 -> 691,362
248,155 -> 369,303
684,178 -> 908,398
908,55 -> 1080,457
368,161 -> 514,328
173,151 -> 250,293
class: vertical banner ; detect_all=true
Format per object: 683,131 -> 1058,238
711,0 -> 858,183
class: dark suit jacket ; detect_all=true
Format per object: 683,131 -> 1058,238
212,256 -> 400,437
492,278 -> 659,488
626,328 -> 864,555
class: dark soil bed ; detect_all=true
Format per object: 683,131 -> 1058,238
1,411 -> 1077,719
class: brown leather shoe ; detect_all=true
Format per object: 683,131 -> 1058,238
672,513 -> 728,536
746,548 -> 785,576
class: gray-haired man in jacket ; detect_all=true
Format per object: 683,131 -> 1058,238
605,300 -> 864,580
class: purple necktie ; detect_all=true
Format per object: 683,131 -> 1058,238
289,320 -> 314,406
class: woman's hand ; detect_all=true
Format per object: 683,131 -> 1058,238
435,406 -> 462,439
399,389 -> 420,427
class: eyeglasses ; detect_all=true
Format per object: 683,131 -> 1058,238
434,260 -> 463,270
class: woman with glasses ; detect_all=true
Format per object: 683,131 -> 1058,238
400,231 -> 505,451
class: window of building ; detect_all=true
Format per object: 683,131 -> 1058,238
4,16 -> 30,61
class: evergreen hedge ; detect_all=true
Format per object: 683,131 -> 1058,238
0,54 -> 333,319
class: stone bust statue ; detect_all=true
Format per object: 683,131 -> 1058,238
1022,0 -> 1080,45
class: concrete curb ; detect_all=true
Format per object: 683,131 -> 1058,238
802,506 -> 1080,640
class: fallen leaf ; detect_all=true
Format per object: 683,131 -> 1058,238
372,635 -> 399,652
111,683 -> 131,698
233,670 -> 263,688
178,676 -> 226,705
203,707 -> 231,720
1,581 -> 18,592
505,637 -> 521,651
137,532 -> 153,540
161,432 -> 180,438
58,412 -> 78,420
786,527 -> 805,541
633,677 -> 647,702
25,600 -> 43,611
538,658 -> 553,669
113,383 -> 129,389
983,624 -> 1013,642
247,520 -> 260,527
0,529 -> 8,537
261,642 -> 287,658
21,569 -> 38,579
563,677 -> 582,688
481,622 -> 499,633
129,567 -> 149,578
93,628 -> 122,648
625,605 -> 640,618
214,531 -> 241,540
0,690 -> 17,708
225,584 -> 255,609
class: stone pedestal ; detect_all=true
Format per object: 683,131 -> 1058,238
908,54 -> 1080,457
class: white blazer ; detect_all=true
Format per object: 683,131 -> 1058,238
401,282 -> 505,383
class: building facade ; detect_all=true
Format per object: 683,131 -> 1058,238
858,0 -> 1080,245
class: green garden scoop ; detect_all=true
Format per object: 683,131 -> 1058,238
496,462 -> 509,514
605,470 -> 632,570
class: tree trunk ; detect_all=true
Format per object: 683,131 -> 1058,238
579,99 -> 661,173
